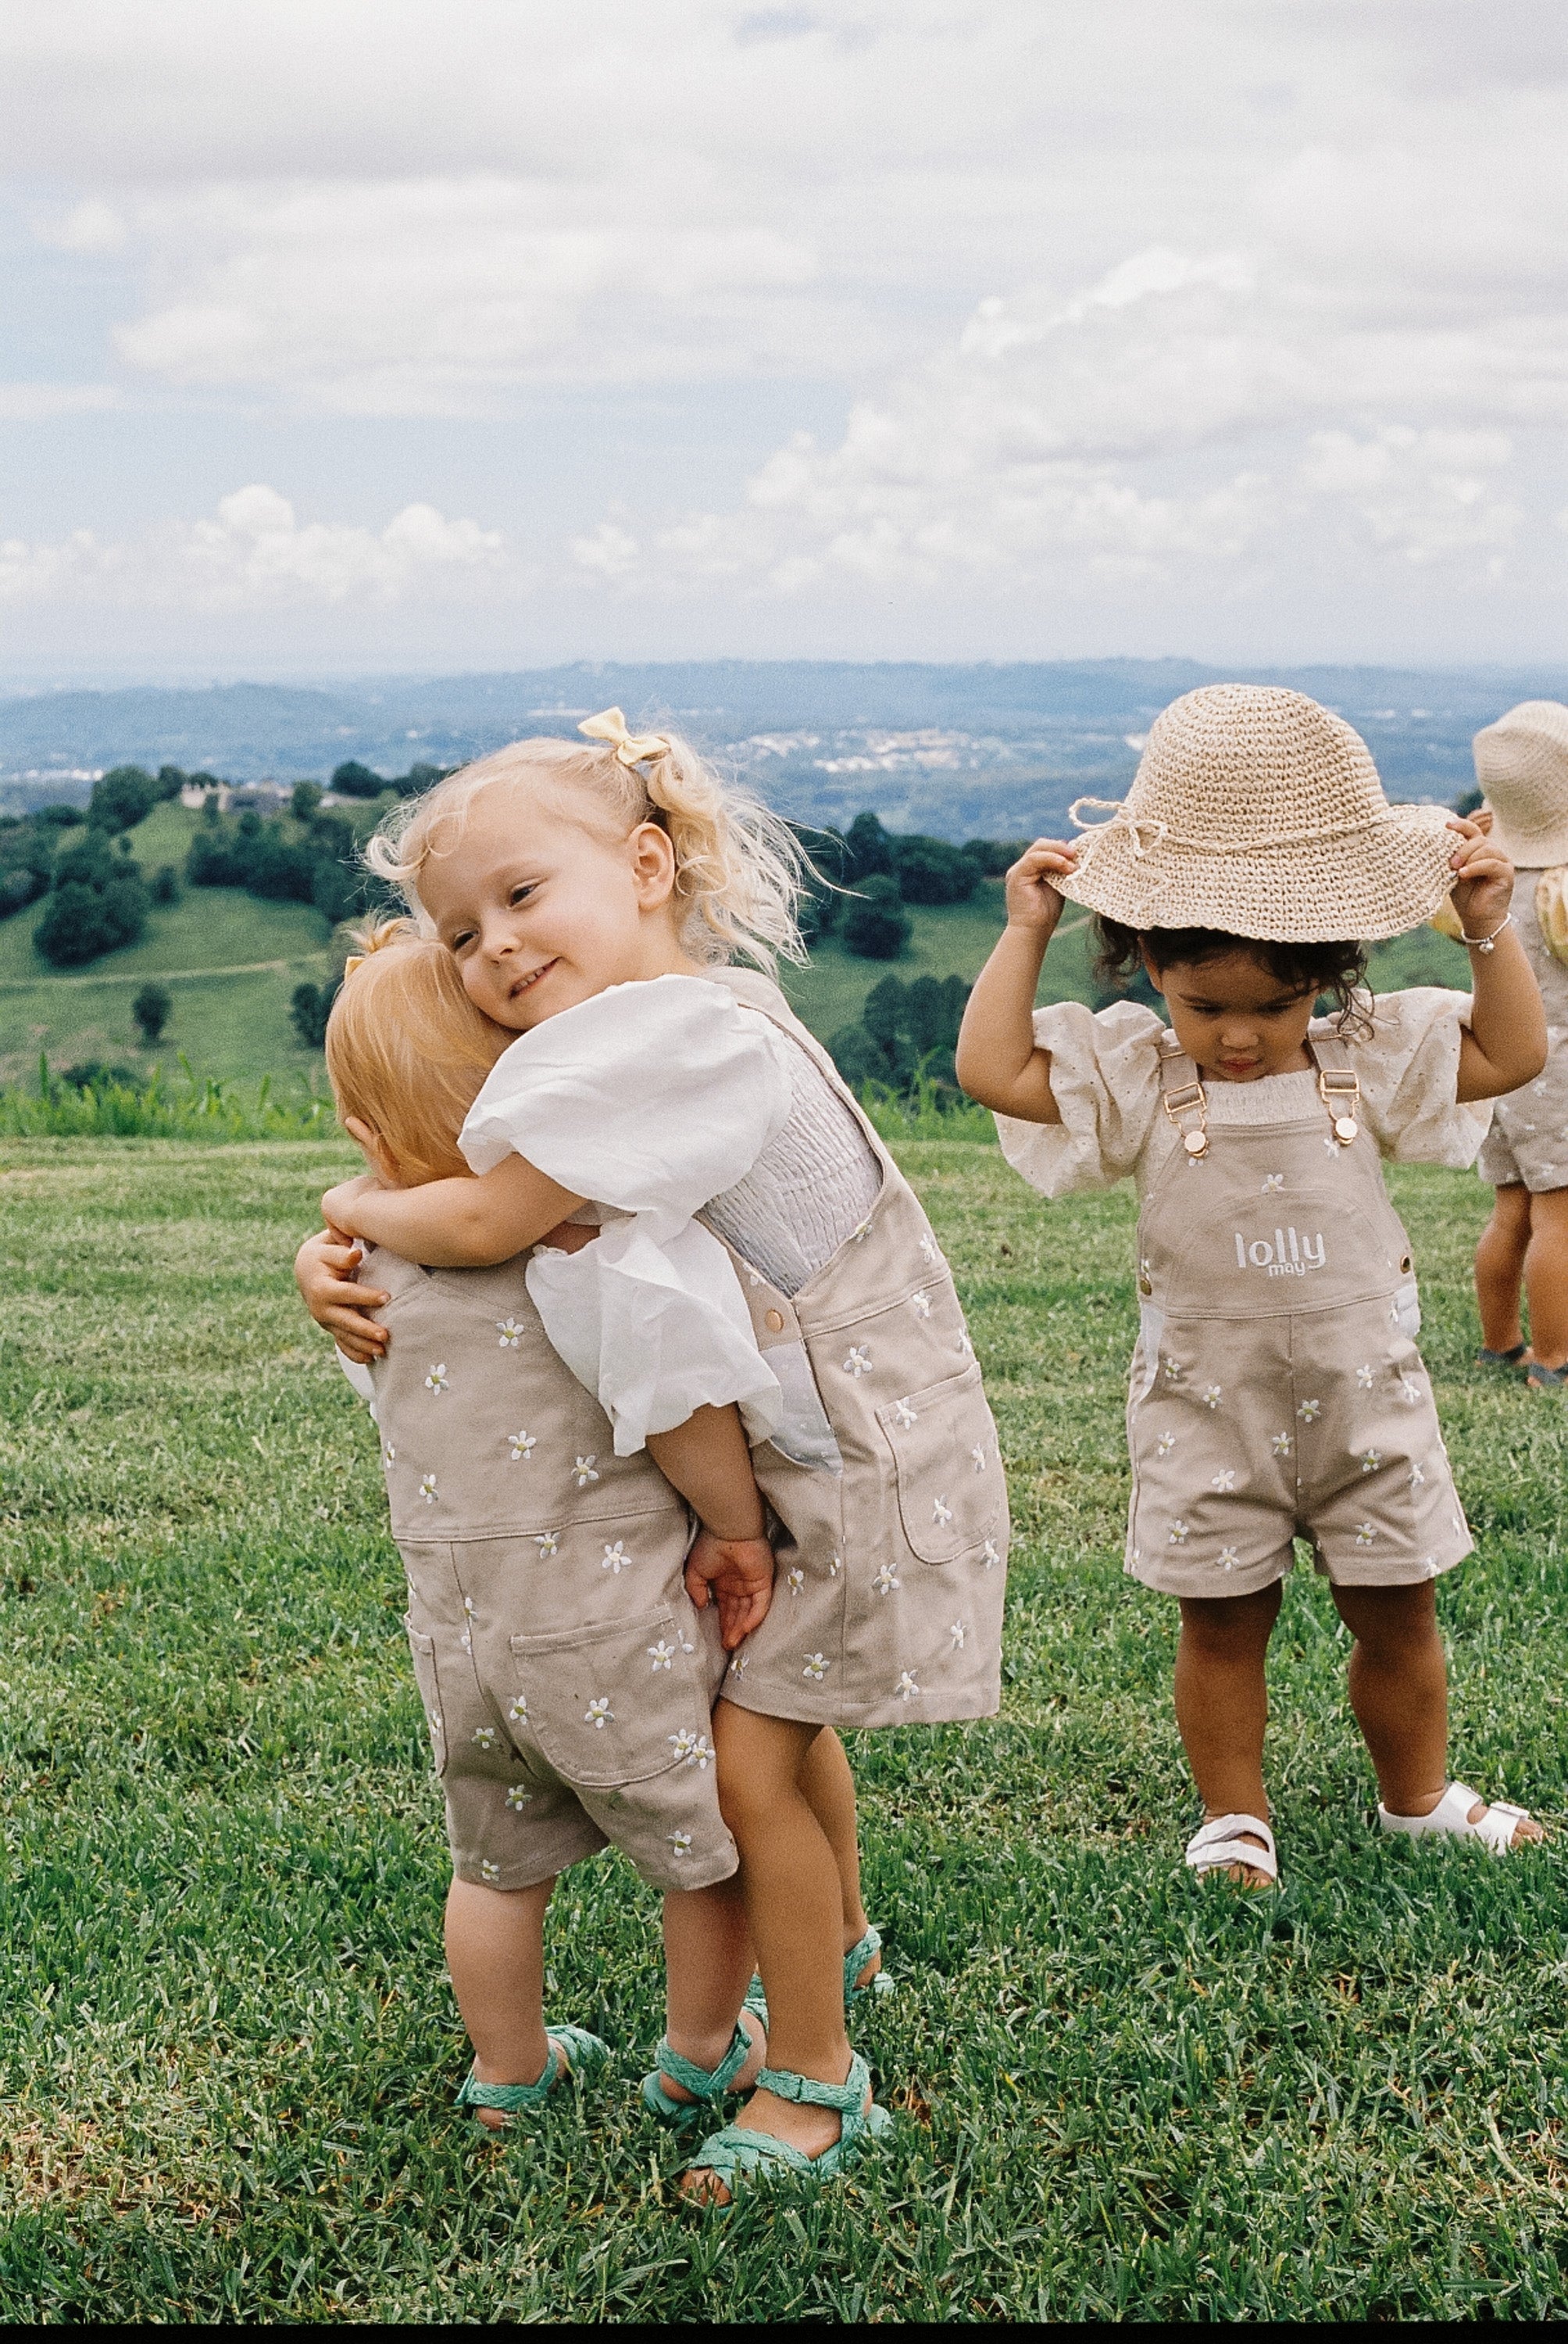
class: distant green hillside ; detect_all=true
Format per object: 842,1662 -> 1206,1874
0,801 -> 1474,1092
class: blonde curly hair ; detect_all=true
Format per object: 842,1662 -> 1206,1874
363,711 -> 809,970
324,919 -> 512,1185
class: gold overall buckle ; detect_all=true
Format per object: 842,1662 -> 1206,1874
1318,1067 -> 1360,1146
1162,1079 -> 1209,1158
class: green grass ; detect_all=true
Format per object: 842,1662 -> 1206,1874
0,1138 -> 1563,2319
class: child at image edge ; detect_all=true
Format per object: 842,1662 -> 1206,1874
1467,702 -> 1568,1391
957,684 -> 1547,1888
298,711 -> 1007,2197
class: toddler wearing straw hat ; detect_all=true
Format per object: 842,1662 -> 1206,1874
958,684 -> 1548,1888
1466,702 -> 1568,1391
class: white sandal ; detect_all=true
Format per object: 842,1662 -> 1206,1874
1379,1779 -> 1537,1854
1184,1812 -> 1278,1885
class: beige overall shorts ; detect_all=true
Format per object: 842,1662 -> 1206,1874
1126,1031 -> 1473,1599
703,970 -> 1009,1729
365,1248 -> 736,1894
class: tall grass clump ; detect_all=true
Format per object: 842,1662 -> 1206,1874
0,1055 -> 337,1141
857,1070 -> 998,1143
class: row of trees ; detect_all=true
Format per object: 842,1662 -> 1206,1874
827,973 -> 973,1097
798,812 -> 1023,962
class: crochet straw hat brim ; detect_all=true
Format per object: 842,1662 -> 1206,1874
1473,700 -> 1568,870
1056,684 -> 1458,944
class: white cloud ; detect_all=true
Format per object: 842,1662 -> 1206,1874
0,383 -> 120,420
30,198 -> 128,254
583,248 -> 1552,599
0,484 -> 507,609
5,2 -> 1568,656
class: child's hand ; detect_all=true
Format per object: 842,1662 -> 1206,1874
1003,839 -> 1078,935
684,1529 -> 775,1650
1446,815 -> 1515,939
295,1225 -> 390,1363
320,1170 -> 383,1238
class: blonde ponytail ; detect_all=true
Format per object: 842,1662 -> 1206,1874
363,711 -> 809,970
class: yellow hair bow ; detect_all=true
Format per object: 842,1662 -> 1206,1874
580,706 -> 673,766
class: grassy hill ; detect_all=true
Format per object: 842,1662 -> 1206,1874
0,805 -> 1476,1092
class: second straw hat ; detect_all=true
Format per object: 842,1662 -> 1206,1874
1472,701 -> 1568,869
1057,684 -> 1457,943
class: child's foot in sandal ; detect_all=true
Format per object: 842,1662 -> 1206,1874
1477,1342 -> 1527,1370
456,2024 -> 609,2130
1525,1357 -> 1568,1392
641,2009 -> 766,2124
1380,1779 -> 1545,1851
680,2052 -> 891,2206
1185,1811 -> 1278,1891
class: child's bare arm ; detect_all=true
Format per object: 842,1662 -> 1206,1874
647,1405 -> 774,1649
955,840 -> 1078,1123
320,1152 -> 584,1267
1445,820 -> 1549,1102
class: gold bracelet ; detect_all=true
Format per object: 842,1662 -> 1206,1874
1460,913 -> 1512,954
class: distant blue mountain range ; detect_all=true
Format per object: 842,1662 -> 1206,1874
3,659 -> 1561,838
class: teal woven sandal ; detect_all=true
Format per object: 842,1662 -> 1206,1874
743,1924 -> 894,2031
641,2010 -> 763,2125
684,2052 -> 892,2199
455,2024 -> 609,2128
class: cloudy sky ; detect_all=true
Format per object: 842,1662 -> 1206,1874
2,0 -> 1566,677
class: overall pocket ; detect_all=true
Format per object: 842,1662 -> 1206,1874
405,1626 -> 448,1777
875,1361 -> 1005,1566
509,1604 -> 712,1788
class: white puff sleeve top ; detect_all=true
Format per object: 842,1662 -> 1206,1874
995,988 -> 1490,1201
459,974 -> 800,1456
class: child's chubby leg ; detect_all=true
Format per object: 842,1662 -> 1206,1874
444,1873 -> 558,2129
682,1703 -> 873,2203
1522,1186 -> 1568,1373
655,1874 -> 767,2107
1173,1580 -> 1283,1890
800,1726 -> 878,1984
1333,1581 -> 1544,1846
1474,1181 -> 1533,1358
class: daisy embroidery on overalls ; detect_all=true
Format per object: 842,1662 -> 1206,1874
573,1456 -> 600,1487
802,1653 -> 829,1681
786,1567 -> 805,1596
892,1398 -> 918,1427
601,1541 -> 633,1574
648,1638 -> 677,1670
505,1785 -> 532,1810
910,1290 -> 933,1319
1157,1430 -> 1177,1456
495,1318 -> 524,1348
933,1495 -> 954,1528
1356,1363 -> 1375,1388
872,1561 -> 901,1595
949,1620 -> 966,1649
584,1697 -> 613,1728
1298,1399 -> 1322,1422
895,1670 -> 920,1701
507,1429 -> 537,1460
843,1346 -> 872,1377
667,1831 -> 693,1857
424,1364 -> 449,1395
418,1473 -> 438,1504
1211,1469 -> 1236,1492
471,1724 -> 496,1749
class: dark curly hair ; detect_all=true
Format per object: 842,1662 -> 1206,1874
1093,917 -> 1369,1020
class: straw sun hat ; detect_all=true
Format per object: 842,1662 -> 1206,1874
1057,684 -> 1457,943
1472,701 -> 1568,870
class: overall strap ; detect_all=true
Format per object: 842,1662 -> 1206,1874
1156,1029 -> 1211,1158
1308,1027 -> 1361,1147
